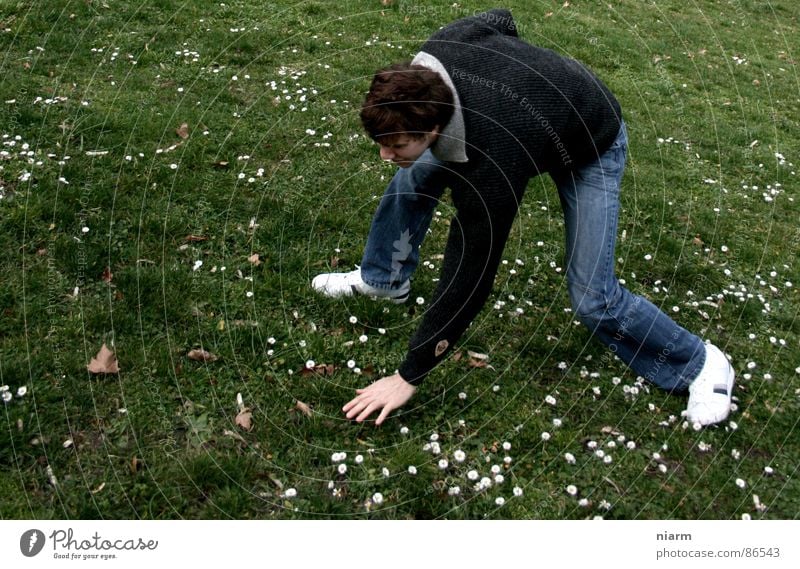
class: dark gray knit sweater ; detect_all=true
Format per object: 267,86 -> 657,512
397,8 -> 622,385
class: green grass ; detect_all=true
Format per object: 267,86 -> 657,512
1,0 -> 798,519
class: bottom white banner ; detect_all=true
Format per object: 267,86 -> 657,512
2,520 -> 797,567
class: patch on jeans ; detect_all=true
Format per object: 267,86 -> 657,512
434,339 -> 449,357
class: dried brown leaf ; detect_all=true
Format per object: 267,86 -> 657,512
235,409 -> 253,431
87,343 -> 120,374
185,235 -> 208,242
101,266 -> 113,284
187,348 -> 218,362
176,122 -> 190,139
295,400 -> 313,417
248,253 -> 261,266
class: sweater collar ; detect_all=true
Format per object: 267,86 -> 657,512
411,51 -> 469,163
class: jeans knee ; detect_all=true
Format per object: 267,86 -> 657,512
569,283 -> 620,327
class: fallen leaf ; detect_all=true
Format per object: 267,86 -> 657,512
185,235 -> 208,242
300,364 -> 335,377
248,253 -> 261,266
330,255 -> 339,268
452,351 -> 463,362
295,400 -> 313,417
176,122 -> 190,139
187,348 -> 218,362
130,456 -> 142,474
235,409 -> 253,431
87,343 -> 120,374
213,160 -> 229,169
101,266 -> 113,284
692,236 -> 704,246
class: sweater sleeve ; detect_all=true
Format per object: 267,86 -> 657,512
397,180 -> 522,385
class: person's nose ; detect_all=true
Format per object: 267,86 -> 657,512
379,145 -> 394,161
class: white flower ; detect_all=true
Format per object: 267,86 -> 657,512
416,297 -> 424,305
495,497 -> 505,506
545,395 -> 557,406
438,459 -> 449,470
458,392 -> 467,400
0,385 -> 8,393
764,466 -> 774,475
658,464 -> 668,473
513,486 -> 523,497
348,316 -> 357,324
359,334 -> 368,343
347,360 -> 356,369
453,450 -> 466,463
2,392 -> 11,403
337,464 -> 347,475
267,337 -> 276,345
448,486 -> 461,496
354,454 -> 364,465
742,513 -> 752,520
467,470 -> 479,481
541,432 -> 551,441
305,360 -> 315,369
16,386 -> 27,397
502,441 -> 511,451
564,452 -> 576,464
400,426 -> 409,435
626,441 -> 636,450
735,478 -> 746,489
587,441 -> 597,450
284,488 -> 297,498
503,456 -> 512,465
566,485 -> 578,496
382,467 -> 390,478
378,328 -> 386,335
430,442 -> 441,455
494,474 -> 504,484
429,433 -> 439,442
491,464 -> 501,474
578,498 -> 589,507
372,492 -> 383,505
552,418 -> 562,428
603,455 -> 613,464
331,452 -> 346,463
480,477 -> 493,489
407,465 -> 417,475
192,260 -> 203,271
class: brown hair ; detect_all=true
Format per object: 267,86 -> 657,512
360,62 -> 454,143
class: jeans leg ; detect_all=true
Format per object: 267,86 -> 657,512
360,149 -> 449,290
552,122 -> 705,393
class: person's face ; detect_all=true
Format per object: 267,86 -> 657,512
377,128 -> 439,168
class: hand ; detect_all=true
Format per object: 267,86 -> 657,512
342,373 -> 417,425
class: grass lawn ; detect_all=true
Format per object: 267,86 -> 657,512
1,0 -> 798,519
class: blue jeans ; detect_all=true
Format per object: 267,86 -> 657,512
360,123 -> 705,393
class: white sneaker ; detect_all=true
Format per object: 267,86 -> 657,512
686,343 -> 735,426
311,268 -> 410,304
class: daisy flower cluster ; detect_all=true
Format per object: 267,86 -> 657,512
1,384 -> 28,404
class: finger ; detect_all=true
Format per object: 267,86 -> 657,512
356,401 -> 382,423
342,396 -> 363,412
375,404 -> 394,426
345,399 -> 369,419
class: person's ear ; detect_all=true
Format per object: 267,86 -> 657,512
429,125 -> 440,141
